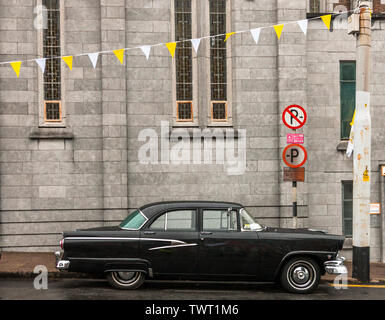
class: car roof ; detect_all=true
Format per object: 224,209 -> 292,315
139,201 -> 243,219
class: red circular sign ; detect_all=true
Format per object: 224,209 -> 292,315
282,144 -> 307,168
282,105 -> 307,130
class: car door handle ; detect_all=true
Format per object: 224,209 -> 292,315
200,232 -> 212,235
143,231 -> 155,235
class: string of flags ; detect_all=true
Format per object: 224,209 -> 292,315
2,11 -> 345,78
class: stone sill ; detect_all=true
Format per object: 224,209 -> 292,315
29,128 -> 74,140
337,140 -> 348,151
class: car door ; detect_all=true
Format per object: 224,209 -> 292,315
139,208 -> 199,276
198,208 -> 260,278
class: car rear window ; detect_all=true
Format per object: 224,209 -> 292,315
119,210 -> 147,230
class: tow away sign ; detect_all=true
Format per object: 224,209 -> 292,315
287,134 -> 304,144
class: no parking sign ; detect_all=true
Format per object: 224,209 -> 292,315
282,105 -> 307,130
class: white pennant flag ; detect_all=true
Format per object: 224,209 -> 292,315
140,45 -> 151,60
191,38 -> 201,54
250,28 -> 261,45
297,19 -> 308,35
88,52 -> 99,69
346,110 -> 356,158
35,58 -> 46,73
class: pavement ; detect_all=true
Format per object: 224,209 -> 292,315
0,251 -> 384,284
1,278 -> 385,300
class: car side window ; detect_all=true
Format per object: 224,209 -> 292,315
202,210 -> 238,231
149,210 -> 196,231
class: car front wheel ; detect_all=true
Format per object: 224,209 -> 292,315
107,271 -> 145,290
280,257 -> 320,294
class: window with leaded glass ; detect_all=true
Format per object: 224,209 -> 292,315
342,181 -> 353,237
340,61 -> 356,139
309,0 -> 320,13
210,0 -> 227,122
175,0 -> 193,121
43,0 -> 61,122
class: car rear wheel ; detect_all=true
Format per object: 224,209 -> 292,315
107,271 -> 145,290
280,257 -> 320,294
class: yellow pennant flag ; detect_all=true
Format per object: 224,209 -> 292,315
113,49 -> 125,64
274,24 -> 284,40
10,61 -> 21,78
224,32 -> 236,42
166,42 -> 177,58
62,56 -> 73,70
350,109 -> 356,126
321,14 -> 331,30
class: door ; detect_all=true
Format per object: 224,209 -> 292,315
198,208 -> 260,278
140,209 -> 199,276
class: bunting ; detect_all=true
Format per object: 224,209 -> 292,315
346,109 -> 356,158
140,45 -> 151,60
113,49 -> 125,64
62,56 -> 73,70
224,32 -> 236,42
191,38 -> 201,54
321,14 -> 331,30
297,19 -> 308,35
0,10 -> 354,79
166,42 -> 177,58
10,61 -> 21,78
35,58 -> 46,73
274,24 -> 284,40
250,28 -> 261,45
88,52 -> 99,68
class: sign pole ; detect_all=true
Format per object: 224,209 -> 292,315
292,181 -> 297,229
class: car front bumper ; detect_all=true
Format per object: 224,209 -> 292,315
324,257 -> 348,274
55,251 -> 70,270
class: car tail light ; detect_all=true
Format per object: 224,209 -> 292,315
60,239 -> 64,249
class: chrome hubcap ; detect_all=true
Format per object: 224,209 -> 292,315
112,271 -> 140,285
287,260 -> 316,290
117,271 -> 136,281
292,266 -> 310,284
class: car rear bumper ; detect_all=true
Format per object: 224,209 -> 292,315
55,251 -> 70,270
324,257 -> 348,274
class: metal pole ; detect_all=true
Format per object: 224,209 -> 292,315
293,181 -> 297,229
352,1 -> 371,283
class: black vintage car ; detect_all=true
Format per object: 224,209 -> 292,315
55,201 -> 347,293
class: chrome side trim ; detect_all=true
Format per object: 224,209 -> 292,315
64,237 -> 185,244
149,243 -> 197,251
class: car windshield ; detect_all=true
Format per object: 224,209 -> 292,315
119,210 -> 147,230
240,208 -> 263,231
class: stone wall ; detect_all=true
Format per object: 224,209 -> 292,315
0,0 -> 383,261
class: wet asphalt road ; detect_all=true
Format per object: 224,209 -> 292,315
0,278 -> 384,300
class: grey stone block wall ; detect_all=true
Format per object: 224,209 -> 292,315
0,0 -> 383,261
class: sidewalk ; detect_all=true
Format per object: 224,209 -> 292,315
0,252 -> 384,283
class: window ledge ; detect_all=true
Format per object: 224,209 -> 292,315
337,140 -> 348,151
29,128 -> 74,140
